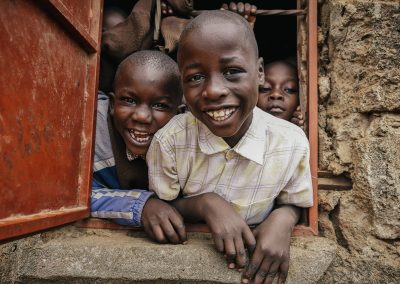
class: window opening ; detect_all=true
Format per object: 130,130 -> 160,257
78,0 -> 318,236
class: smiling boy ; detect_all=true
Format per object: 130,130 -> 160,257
91,50 -> 186,244
147,10 -> 313,284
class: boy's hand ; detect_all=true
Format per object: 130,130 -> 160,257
221,2 -> 257,28
141,197 -> 187,244
242,206 -> 300,284
290,106 -> 304,129
200,193 -> 256,270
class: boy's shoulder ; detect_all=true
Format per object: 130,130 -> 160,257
253,107 -> 309,147
154,112 -> 198,140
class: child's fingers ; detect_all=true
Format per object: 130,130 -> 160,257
213,234 -> 225,253
151,224 -> 168,243
237,2 -> 245,16
242,227 -> 257,254
263,261 -> 280,284
242,249 -> 263,282
224,238 -> 237,269
252,258 -> 272,284
160,219 -> 181,244
142,221 -> 156,241
169,213 -> 187,243
234,237 -> 247,268
244,3 -> 251,17
229,2 -> 238,13
220,3 -> 229,10
277,259 -> 289,284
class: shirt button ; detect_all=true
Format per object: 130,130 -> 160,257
225,150 -> 235,160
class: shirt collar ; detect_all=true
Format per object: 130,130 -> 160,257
197,108 -> 266,165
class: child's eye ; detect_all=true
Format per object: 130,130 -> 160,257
153,103 -> 170,110
284,88 -> 298,95
187,74 -> 204,82
121,97 -> 136,104
224,68 -> 243,77
259,87 -> 272,93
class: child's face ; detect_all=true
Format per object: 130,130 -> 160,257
257,62 -> 299,121
178,22 -> 264,146
112,64 -> 180,156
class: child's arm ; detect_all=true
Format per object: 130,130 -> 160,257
242,205 -> 300,284
91,180 -> 186,244
171,192 -> 256,269
243,137 -> 313,283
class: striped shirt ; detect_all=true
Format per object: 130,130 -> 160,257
147,107 -> 313,225
90,92 -> 153,226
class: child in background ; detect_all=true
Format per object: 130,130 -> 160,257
99,5 -> 128,94
147,10 -> 313,284
221,2 -> 305,128
91,50 -> 186,244
257,59 -> 304,126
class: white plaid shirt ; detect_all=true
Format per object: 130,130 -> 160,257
147,107 -> 313,225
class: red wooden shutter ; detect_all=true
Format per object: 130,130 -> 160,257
0,0 -> 102,240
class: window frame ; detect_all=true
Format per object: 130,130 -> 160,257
78,0 -> 319,236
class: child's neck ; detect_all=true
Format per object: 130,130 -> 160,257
222,112 -> 254,148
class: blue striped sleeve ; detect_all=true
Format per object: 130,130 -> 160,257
90,181 -> 154,226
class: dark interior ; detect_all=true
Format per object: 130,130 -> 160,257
103,0 -> 298,64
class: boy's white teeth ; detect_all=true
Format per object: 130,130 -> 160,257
206,107 -> 236,121
129,130 -> 151,142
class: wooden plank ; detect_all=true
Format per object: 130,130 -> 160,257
0,207 -> 89,241
0,0 -> 102,241
318,171 -> 352,190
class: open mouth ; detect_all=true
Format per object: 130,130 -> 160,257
205,107 -> 237,121
128,129 -> 153,144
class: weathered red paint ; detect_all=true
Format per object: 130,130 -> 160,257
0,0 -> 102,241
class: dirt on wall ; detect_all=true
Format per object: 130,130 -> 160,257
317,0 -> 399,282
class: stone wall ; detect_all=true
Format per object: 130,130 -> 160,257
317,0 -> 399,282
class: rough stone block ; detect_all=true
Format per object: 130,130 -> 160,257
3,227 -> 336,284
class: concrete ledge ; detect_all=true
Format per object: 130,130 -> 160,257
3,226 -> 336,283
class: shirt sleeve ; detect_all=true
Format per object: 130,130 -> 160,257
146,135 -> 181,201
90,178 -> 154,226
276,143 -> 314,208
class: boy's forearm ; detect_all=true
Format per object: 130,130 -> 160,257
264,204 -> 301,231
170,194 -> 207,223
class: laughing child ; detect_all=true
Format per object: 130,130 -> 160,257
147,10 -> 313,284
91,50 -> 186,244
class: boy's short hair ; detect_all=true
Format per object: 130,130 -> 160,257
113,50 -> 182,99
178,10 -> 259,59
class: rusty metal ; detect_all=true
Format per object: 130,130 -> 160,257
191,9 -> 306,17
307,0 -> 319,236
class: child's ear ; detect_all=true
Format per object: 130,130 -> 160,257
257,57 -> 265,86
108,92 -> 115,116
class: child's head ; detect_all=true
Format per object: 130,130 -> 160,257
257,60 -> 299,121
177,10 -> 264,147
111,50 -> 183,156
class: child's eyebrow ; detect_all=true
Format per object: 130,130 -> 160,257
219,56 -> 240,64
182,56 -> 241,72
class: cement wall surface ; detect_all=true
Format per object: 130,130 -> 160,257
0,226 -> 336,283
317,0 -> 399,283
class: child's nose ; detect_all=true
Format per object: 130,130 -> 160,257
202,77 -> 228,100
132,104 -> 152,124
268,89 -> 284,100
